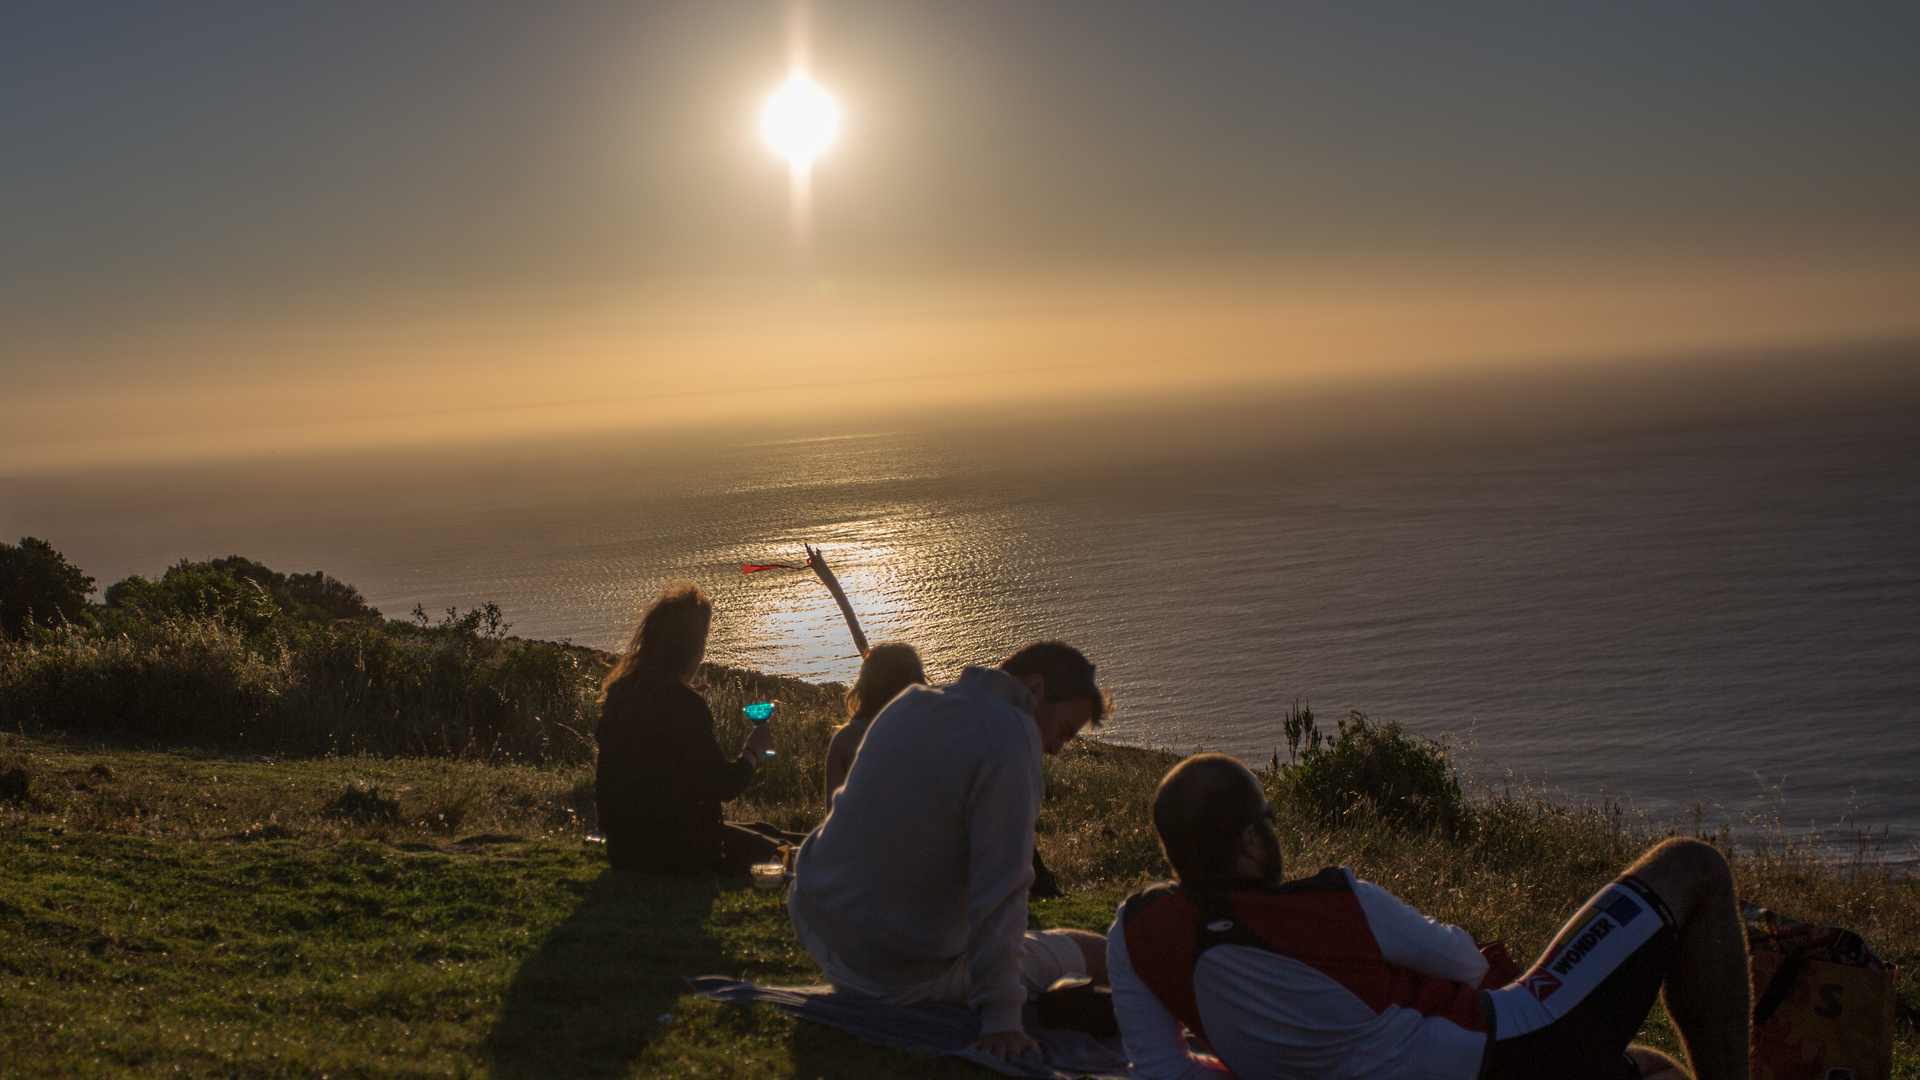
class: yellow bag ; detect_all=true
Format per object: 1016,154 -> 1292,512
1747,905 -> 1898,1080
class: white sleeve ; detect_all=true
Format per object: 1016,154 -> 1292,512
1106,907 -> 1235,1080
1349,871 -> 1489,985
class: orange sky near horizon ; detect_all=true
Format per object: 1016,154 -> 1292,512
6,251 -> 1920,471
5,4 -> 1918,471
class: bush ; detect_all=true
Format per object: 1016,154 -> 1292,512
105,560 -> 281,636
0,617 -> 286,742
3,554 -> 602,763
103,556 -> 383,637
210,556 -> 382,623
1282,709 -> 1466,835
0,538 -> 95,638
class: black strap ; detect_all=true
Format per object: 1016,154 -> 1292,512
1753,950 -> 1806,1026
1185,888 -> 1268,972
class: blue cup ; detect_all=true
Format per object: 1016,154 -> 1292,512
744,701 -> 777,756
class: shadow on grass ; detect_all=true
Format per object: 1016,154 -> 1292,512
488,869 -> 726,1080
787,1020 -> 1003,1080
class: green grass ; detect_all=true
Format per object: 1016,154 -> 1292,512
0,756 -> 1117,1079
1,824 -> 1054,1079
3,679 -> 1916,1078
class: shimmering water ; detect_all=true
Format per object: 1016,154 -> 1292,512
8,411 -> 1917,859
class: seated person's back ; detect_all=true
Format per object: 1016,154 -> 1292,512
594,581 -> 786,875
795,669 -> 1041,986
790,642 -> 1113,1062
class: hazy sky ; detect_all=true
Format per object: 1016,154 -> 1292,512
5,2 -> 1919,468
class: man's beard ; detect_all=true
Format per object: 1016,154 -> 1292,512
1253,819 -> 1284,885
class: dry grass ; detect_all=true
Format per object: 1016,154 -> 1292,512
0,736 -> 595,850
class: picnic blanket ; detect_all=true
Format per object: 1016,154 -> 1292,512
686,977 -> 1136,1079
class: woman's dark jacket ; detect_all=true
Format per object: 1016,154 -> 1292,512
595,678 -> 756,873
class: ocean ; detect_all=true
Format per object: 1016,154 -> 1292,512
8,409 -> 1917,861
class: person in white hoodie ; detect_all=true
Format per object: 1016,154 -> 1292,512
787,641 -> 1110,1063
1108,754 -> 1752,1080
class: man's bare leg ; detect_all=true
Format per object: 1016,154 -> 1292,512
1620,838 -> 1750,1080
1054,927 -> 1110,983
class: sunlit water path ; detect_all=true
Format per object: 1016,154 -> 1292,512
10,412 -> 1917,861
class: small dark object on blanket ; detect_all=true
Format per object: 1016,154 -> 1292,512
1035,977 -> 1118,1038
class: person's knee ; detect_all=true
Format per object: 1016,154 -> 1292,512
1067,929 -> 1110,981
1633,837 -> 1733,921
1648,838 -> 1731,888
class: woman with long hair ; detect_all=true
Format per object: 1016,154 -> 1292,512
595,581 -> 794,875
822,642 -> 927,800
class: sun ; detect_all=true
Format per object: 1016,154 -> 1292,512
761,75 -> 839,172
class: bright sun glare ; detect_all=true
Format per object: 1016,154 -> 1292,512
761,75 -> 839,171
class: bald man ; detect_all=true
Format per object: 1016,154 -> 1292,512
1106,754 -> 1751,1080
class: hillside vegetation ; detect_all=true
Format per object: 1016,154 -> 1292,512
1,550 -> 602,762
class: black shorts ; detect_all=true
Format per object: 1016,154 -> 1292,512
1479,875 -> 1678,1080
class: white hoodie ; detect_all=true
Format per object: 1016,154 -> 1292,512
788,666 -> 1044,1034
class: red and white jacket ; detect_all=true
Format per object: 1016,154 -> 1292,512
1107,867 -> 1494,1080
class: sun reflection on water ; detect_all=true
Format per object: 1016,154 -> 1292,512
719,523 -> 952,684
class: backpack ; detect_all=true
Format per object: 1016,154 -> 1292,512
1744,900 -> 1898,1080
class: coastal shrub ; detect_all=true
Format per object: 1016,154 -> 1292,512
0,553 -> 602,762
278,623 -> 597,760
103,556 -> 380,634
209,556 -> 381,623
0,537 -> 96,638
104,559 -> 283,636
0,617 -> 284,742
1283,710 -> 1466,835
409,600 -> 510,638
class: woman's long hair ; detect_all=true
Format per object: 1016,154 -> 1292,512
601,581 -> 712,700
844,642 -> 927,722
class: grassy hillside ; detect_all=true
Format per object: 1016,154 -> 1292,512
3,687 -> 1915,1079
1,552 -> 1913,1077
